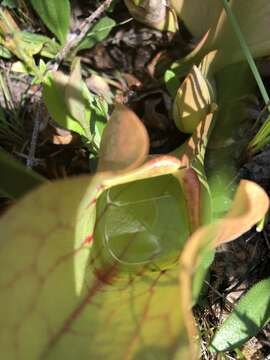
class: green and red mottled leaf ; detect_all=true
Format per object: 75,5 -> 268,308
0,173 -> 191,359
0,104 -> 268,360
0,105 -> 191,359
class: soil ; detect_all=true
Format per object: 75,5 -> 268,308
0,2 -> 270,359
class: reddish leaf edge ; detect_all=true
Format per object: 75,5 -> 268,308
179,179 -> 269,358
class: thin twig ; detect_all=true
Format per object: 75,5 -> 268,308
26,103 -> 41,168
49,0 -> 114,71
204,280 -> 234,309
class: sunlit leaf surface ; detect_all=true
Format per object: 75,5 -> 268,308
171,0 -> 222,38
171,0 -> 270,69
210,278 -> 270,352
173,65 -> 213,133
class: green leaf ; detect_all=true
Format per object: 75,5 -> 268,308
210,278 -> 270,352
88,95 -> 108,148
15,31 -> 59,57
65,58 -> 90,137
43,70 -> 109,144
17,31 -> 60,59
0,0 -> 16,8
0,148 -> 46,198
29,0 -> 70,45
164,69 -> 181,97
76,16 -> 116,52
42,72 -> 86,137
206,62 -> 256,216
0,31 -> 59,74
11,59 -> 48,78
0,44 -> 12,58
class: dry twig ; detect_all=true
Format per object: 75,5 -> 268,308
26,103 -> 42,168
49,0 -> 114,71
